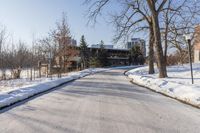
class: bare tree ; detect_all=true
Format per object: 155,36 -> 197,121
0,26 -> 7,79
161,0 -> 200,64
145,0 -> 169,78
3,41 -> 30,79
51,13 -> 79,73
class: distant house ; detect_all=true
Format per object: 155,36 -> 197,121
194,25 -> 200,63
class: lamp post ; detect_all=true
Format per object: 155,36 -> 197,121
44,50 -> 53,79
184,34 -> 194,84
48,50 -> 53,80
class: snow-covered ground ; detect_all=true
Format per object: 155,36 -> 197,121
126,63 -> 200,107
0,69 -> 44,93
0,71 -> 87,94
0,68 -> 107,108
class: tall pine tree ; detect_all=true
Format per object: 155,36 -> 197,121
98,40 -> 109,67
129,45 -> 145,65
79,35 -> 89,69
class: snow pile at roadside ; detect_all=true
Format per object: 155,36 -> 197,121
126,64 -> 200,107
0,68 -> 107,108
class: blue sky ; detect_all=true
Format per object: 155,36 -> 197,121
0,0 -> 118,46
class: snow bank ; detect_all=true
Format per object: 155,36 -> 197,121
126,64 -> 200,108
0,68 -> 106,108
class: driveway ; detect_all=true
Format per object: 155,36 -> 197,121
0,68 -> 200,133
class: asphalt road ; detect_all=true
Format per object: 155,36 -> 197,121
0,68 -> 200,133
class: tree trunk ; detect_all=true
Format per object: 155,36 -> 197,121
148,25 -> 155,74
152,14 -> 167,78
164,22 -> 169,67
